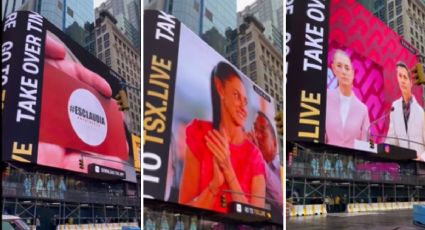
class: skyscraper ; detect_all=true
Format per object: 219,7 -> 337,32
145,0 -> 237,56
227,16 -> 283,108
94,11 -> 141,135
2,0 -> 94,47
238,0 -> 283,54
95,0 -> 141,52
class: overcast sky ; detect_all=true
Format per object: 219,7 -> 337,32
94,0 -> 256,12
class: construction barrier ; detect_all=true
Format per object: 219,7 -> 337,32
346,202 -> 420,213
57,222 -> 139,230
289,204 -> 327,217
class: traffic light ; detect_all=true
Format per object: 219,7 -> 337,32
115,89 -> 130,111
220,194 -> 226,208
79,158 -> 84,169
275,111 -> 283,136
412,63 -> 425,85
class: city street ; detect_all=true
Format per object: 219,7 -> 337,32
287,210 -> 422,230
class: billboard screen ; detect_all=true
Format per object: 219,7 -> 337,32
2,11 -> 137,182
287,0 -> 424,161
144,10 -> 282,223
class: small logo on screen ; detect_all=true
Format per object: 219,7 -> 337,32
236,204 -> 242,213
95,165 -> 100,173
68,89 -> 108,146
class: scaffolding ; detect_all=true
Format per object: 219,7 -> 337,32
287,148 -> 425,207
2,197 -> 140,226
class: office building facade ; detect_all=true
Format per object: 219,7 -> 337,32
95,0 -> 141,52
237,0 -> 283,54
145,0 -> 237,56
227,16 -> 283,108
94,11 -> 141,136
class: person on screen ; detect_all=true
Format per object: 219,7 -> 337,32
325,49 -> 370,148
252,112 -> 283,209
179,62 -> 266,212
385,62 -> 425,161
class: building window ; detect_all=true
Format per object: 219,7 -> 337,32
205,9 -> 213,22
246,32 -> 252,41
249,62 -> 256,71
248,42 -> 255,52
104,33 -> 109,41
241,47 -> 247,55
397,25 -> 403,35
58,1 -> 63,10
105,57 -> 111,66
105,49 -> 110,58
97,39 -> 102,51
396,4 -> 402,15
98,52 -> 103,61
388,2 -> 394,19
250,71 -> 257,81
101,25 -> 106,33
389,20 -> 394,29
104,39 -> 110,48
241,56 -> 247,65
249,51 -> 255,61
240,36 -> 246,45
67,7 -> 73,17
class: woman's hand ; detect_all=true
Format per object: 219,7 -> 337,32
205,129 -> 232,174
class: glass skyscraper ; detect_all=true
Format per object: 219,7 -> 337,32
2,0 -> 94,47
145,0 -> 237,56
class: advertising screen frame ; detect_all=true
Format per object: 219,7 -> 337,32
2,11 -> 137,182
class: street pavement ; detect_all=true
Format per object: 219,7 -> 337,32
286,210 -> 423,230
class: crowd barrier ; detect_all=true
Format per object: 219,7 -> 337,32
346,201 -> 425,213
289,202 -> 425,217
56,222 -> 139,230
288,204 -> 327,217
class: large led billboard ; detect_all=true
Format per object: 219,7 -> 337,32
287,0 -> 424,161
2,11 -> 137,182
144,10 -> 282,224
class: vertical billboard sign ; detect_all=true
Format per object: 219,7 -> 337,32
286,0 -> 330,143
144,10 -> 282,224
2,11 -> 137,182
287,0 -> 424,161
